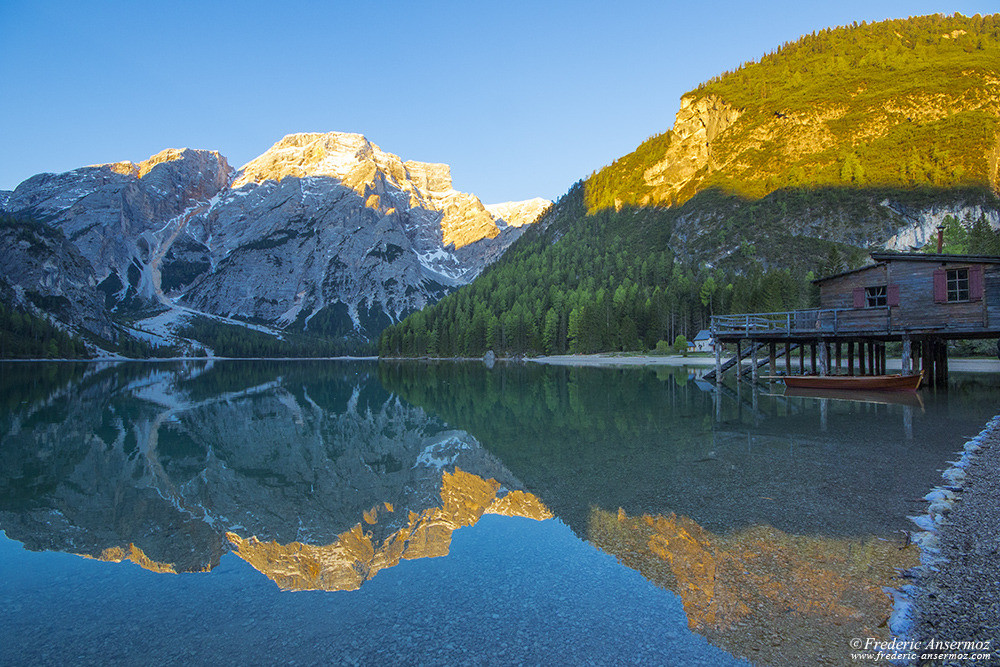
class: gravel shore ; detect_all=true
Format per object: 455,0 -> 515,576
905,417 -> 1000,666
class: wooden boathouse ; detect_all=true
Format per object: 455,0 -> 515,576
708,251 -> 1000,387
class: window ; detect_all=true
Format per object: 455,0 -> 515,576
947,268 -> 969,302
865,286 -> 886,308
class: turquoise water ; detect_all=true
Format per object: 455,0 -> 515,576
1,360 -> 996,665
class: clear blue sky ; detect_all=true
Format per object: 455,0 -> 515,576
1,1 -> 996,203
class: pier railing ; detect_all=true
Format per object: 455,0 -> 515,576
711,307 -> 890,337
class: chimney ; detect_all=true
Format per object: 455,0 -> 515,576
937,224 -> 945,253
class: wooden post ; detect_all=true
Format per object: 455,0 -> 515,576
868,342 -> 876,375
847,341 -> 855,376
922,338 -> 933,384
769,342 -> 776,377
785,342 -> 792,375
928,338 -> 941,387
799,344 -> 805,373
736,341 -> 742,378
858,341 -> 866,376
934,339 -> 948,387
810,343 -> 817,374
751,341 -> 758,383
835,343 -> 841,374
819,340 -> 829,376
902,336 -> 912,374
880,343 -> 887,375
941,341 -> 949,387
715,341 -> 722,381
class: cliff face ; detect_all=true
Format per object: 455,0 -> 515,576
4,149 -> 233,305
640,95 -> 743,205
1,133 -> 549,344
0,218 -> 114,338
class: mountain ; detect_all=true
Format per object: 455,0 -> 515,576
0,133 -> 550,355
381,12 -> 1000,357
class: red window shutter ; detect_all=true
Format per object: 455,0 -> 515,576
887,284 -> 900,307
852,287 -> 865,308
933,269 -> 947,303
970,266 -> 984,301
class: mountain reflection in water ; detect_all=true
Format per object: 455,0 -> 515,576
589,507 -> 917,667
2,359 -> 998,665
0,360 -> 550,588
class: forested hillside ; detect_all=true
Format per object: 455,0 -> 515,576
586,12 -> 1000,209
0,300 -> 89,359
381,13 -> 1000,358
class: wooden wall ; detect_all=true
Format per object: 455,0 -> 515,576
887,259 -> 985,330
818,265 -> 886,309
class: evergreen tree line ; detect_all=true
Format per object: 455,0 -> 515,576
927,214 -> 1000,255
0,300 -> 90,359
179,318 -> 374,358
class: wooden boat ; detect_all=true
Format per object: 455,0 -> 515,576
773,372 -> 923,392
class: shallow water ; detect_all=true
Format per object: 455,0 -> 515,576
0,360 -> 996,665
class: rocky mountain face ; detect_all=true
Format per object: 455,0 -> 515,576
4,149 -> 233,306
0,218 -> 114,338
0,362 -> 550,586
1,133 -> 549,347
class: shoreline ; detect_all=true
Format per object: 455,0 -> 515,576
895,415 -> 1000,665
2,353 -> 1000,374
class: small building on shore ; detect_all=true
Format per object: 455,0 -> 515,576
690,329 -> 715,353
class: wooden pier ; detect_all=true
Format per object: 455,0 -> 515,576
707,251 -> 1000,387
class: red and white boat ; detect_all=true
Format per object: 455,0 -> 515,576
776,372 -> 923,392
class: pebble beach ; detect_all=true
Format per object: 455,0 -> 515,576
904,417 -> 1000,666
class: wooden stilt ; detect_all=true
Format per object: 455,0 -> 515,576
810,344 -> 817,374
785,342 -> 792,375
835,343 -> 841,373
858,341 -> 866,376
769,342 -> 776,377
941,341 -> 949,387
847,341 -> 855,376
922,338 -> 933,384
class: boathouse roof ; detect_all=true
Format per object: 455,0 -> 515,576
812,251 -> 1000,284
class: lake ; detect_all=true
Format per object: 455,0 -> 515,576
1,360 -> 997,666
